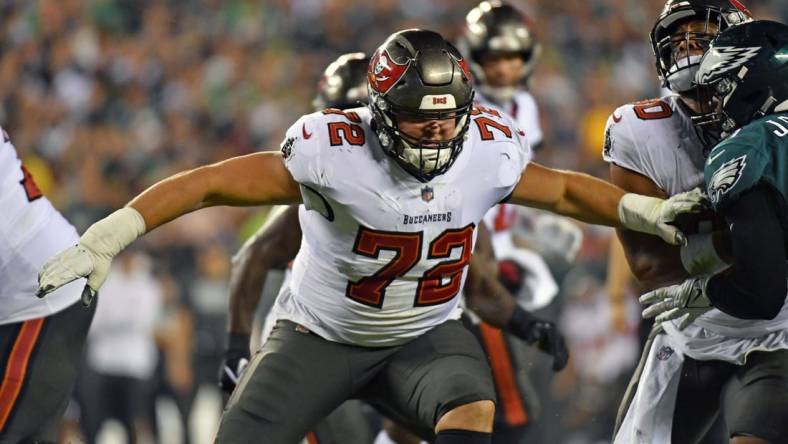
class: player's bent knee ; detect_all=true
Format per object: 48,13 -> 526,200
435,400 -> 495,433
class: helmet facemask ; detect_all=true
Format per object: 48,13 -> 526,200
459,2 -> 541,100
691,75 -> 736,132
650,1 -> 752,94
370,90 -> 473,182
696,69 -> 783,133
368,29 -> 475,182
654,14 -> 723,93
475,51 -> 533,105
693,20 -> 788,134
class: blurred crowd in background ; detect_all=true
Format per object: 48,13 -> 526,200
3,0 -> 788,443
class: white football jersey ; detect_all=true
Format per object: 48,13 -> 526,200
602,95 -> 788,341
475,95 -> 561,311
273,106 -> 531,346
478,89 -> 545,273
482,203 -> 519,258
0,128 -> 82,325
602,95 -> 707,196
476,90 -> 543,148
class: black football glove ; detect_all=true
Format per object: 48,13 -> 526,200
218,333 -> 251,401
507,306 -> 569,372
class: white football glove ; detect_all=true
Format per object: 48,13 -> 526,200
639,276 -> 713,330
37,207 -> 146,306
618,188 -> 708,246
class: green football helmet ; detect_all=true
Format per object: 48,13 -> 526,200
694,20 -> 788,131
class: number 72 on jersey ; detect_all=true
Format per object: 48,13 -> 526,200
346,224 -> 475,309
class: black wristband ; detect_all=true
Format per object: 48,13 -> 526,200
226,332 -> 251,356
506,305 -> 538,343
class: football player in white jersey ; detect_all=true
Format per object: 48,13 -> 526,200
223,51 -> 569,444
221,52 -> 380,444
603,2 -> 788,443
38,29 -> 700,443
0,128 -> 96,442
458,1 -> 543,150
457,3 -> 583,440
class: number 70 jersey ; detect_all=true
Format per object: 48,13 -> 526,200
0,128 -> 83,324
273,106 -> 531,346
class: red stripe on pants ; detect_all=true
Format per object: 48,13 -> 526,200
0,318 -> 44,431
478,322 -> 528,426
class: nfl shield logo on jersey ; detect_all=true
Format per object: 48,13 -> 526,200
421,186 -> 434,202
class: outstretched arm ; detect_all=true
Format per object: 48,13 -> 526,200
610,164 -> 731,291
130,152 -> 301,231
508,162 -> 702,246
38,152 -> 301,299
509,162 -> 625,226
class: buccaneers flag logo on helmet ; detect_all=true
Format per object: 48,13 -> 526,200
368,49 -> 410,95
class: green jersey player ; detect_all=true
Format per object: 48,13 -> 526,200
641,20 -> 788,444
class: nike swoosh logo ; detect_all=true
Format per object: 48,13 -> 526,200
302,123 -> 312,139
612,113 -> 622,123
707,149 -> 725,165
501,152 -> 511,160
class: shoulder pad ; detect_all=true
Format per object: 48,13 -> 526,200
602,103 -> 639,169
469,105 -> 532,190
470,105 -> 529,147
602,98 -> 679,176
280,113 -> 326,187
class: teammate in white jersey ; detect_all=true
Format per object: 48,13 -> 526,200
219,53 -> 373,398
222,51 -> 569,444
37,29 -> 700,443
0,128 -> 96,442
603,2 -> 788,443
456,3 -> 583,440
458,1 -> 543,150
220,52 -> 381,444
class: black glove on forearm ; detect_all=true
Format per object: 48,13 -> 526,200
218,332 -> 251,398
507,305 -> 569,371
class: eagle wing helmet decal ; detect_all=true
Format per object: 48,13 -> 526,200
697,46 -> 761,83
